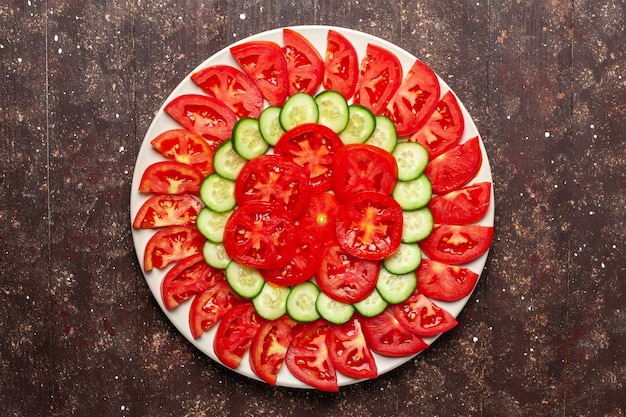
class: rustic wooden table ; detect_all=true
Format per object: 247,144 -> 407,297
2,1 -> 625,416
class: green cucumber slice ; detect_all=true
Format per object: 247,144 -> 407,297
392,141 -> 429,181
226,261 -> 265,299
376,269 -> 417,305
364,115 -> 398,153
392,174 -> 433,211
315,292 -> 354,325
280,92 -> 319,131
213,140 -> 247,181
199,173 -> 236,213
202,241 -> 231,269
383,242 -> 422,275
232,117 -> 269,160
353,288 -> 388,318
195,207 -> 232,243
253,282 -> 291,320
401,207 -> 434,243
286,281 -> 320,322
339,104 -> 376,144
258,106 -> 285,146
315,90 -> 349,133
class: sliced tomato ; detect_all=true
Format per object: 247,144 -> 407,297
419,224 -> 494,265
361,308 -> 429,357
331,143 -> 398,203
353,44 -> 402,115
234,154 -> 311,219
428,182 -> 491,225
274,123 -> 344,191
150,128 -> 215,176
285,320 -> 338,392
260,231 -> 319,287
410,90 -> 465,159
138,161 -> 204,195
416,258 -> 479,302
335,191 -> 403,261
230,40 -> 289,106
191,64 -> 263,118
323,30 -> 358,100
317,241 -> 380,303
384,59 -> 440,136
327,316 -> 377,379
189,280 -> 242,339
143,225 -> 205,271
160,253 -> 225,310
249,315 -> 297,386
223,201 -> 297,269
164,94 -> 238,148
391,292 -> 458,337
282,28 -> 324,95
214,302 -> 264,369
298,192 -> 341,244
132,193 -> 202,229
425,136 -> 482,195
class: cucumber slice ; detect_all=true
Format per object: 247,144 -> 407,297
213,140 -> 247,181
353,288 -> 388,318
376,268 -> 417,305
195,207 -> 232,243
383,243 -> 422,275
280,92 -> 319,131
392,141 -> 429,181
339,104 -> 376,144
232,117 -> 269,160
253,282 -> 291,320
202,241 -> 231,269
315,292 -> 354,325
392,174 -> 433,211
401,207 -> 434,243
286,281 -> 320,322
258,106 -> 285,146
226,261 -> 265,299
315,90 -> 349,133
365,115 -> 398,153
199,173 -> 236,212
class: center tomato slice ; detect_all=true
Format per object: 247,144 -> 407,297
391,292 -> 458,337
425,136 -> 482,195
143,225 -> 205,271
132,193 -> 202,229
419,224 -> 494,265
249,315 -> 297,386
361,308 -> 429,357
214,302 -> 264,369
323,29 -> 358,100
282,28 -> 324,95
298,191 -> 341,244
327,316 -> 378,379
353,44 -> 402,115
150,129 -> 216,176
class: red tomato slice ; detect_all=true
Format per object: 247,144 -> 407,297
285,320 -> 338,392
425,136 -> 482,195
214,303 -> 264,369
223,201 -> 297,269
160,253 -> 225,310
191,64 -> 264,118
260,232 -> 319,287
419,224 -> 494,265
317,241 -> 380,303
410,90 -> 465,159
416,258 -> 479,302
230,40 -> 289,106
189,281 -> 242,339
428,181 -> 491,225
143,225 -> 205,271
323,29 -> 358,100
335,191 -> 403,261
274,123 -> 344,191
132,193 -> 202,229
234,154 -> 311,219
150,128 -> 215,176
249,315 -> 297,386
327,316 -> 378,379
138,161 -> 204,195
391,292 -> 458,337
331,143 -> 398,203
384,59 -> 440,136
164,94 -> 238,149
298,192 -> 341,244
353,44 -> 402,115
282,28 -> 324,95
361,308 -> 429,357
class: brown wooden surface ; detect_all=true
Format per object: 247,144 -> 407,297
1,1 -> 625,416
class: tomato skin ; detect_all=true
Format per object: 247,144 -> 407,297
298,192 -> 341,244
419,224 -> 494,265
323,29 -> 358,100
133,193 -> 202,229
282,28 -> 324,96
260,231 -> 319,287
150,128 -> 215,176
416,258 -> 479,302
353,44 -> 403,115
391,292 -> 458,337
189,281 -> 242,339
425,136 -> 482,195
361,308 -> 429,357
143,225 -> 205,271
139,161 -> 204,195
249,315 -> 297,386
327,316 -> 378,379
214,303 -> 264,369
428,182 -> 491,225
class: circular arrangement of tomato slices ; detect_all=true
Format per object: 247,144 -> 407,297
131,26 -> 494,392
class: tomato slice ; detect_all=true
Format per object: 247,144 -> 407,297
285,320 -> 338,392
282,28 -> 324,96
410,90 -> 465,159
323,29 -> 359,100
425,136 -> 482,195
391,292 -> 458,337
335,191 -> 403,261
419,224 -> 494,265
234,154 -> 311,219
416,258 -> 479,302
353,44 -> 402,115
298,191 -> 341,244
428,182 -> 491,225
132,193 -> 202,229
249,315 -> 297,386
214,303 -> 264,369
189,281 -> 242,339
143,225 -> 205,271
274,123 -> 344,191
223,201 -> 297,269
150,128 -> 215,176
327,316 -> 378,379
230,40 -> 289,106
138,161 -> 204,195
191,64 -> 264,118
331,143 -> 398,203
361,308 -> 429,357
384,59 -> 440,136
317,241 -> 380,303
260,231 -> 319,287
164,94 -> 238,149
160,253 -> 225,310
